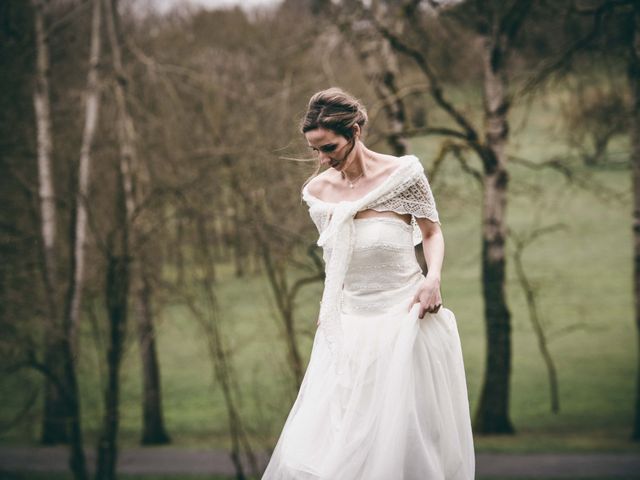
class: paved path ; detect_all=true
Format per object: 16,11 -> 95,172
1,447 -> 639,478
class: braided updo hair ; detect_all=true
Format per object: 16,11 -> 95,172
300,87 -> 368,140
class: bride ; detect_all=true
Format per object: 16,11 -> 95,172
261,87 -> 475,480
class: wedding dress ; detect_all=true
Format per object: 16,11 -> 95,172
261,154 -> 475,480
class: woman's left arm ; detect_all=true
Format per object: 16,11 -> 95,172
409,218 -> 444,318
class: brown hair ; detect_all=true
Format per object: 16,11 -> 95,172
299,87 -> 368,139
299,87 -> 368,196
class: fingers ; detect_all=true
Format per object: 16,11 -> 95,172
418,302 -> 443,319
412,285 -> 443,317
428,303 -> 442,313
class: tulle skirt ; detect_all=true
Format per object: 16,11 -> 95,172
261,296 -> 475,480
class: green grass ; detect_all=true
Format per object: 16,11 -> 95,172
1,84 -> 638,457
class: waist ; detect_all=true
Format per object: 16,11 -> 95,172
341,269 -> 424,315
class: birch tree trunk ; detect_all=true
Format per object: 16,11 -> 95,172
66,0 -> 103,355
64,1 -> 103,473
474,31 -> 515,434
630,1 -> 640,442
32,0 -> 57,311
33,1 -> 90,476
32,0 -> 67,446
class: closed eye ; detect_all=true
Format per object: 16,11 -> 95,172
308,143 -> 337,153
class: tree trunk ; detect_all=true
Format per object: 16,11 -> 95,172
61,339 -> 90,480
96,248 -> 129,480
32,0 -> 57,313
473,34 -> 515,434
32,0 -> 84,454
66,0 -> 103,354
135,268 -> 171,445
32,0 -> 67,447
33,2 -> 90,476
95,0 -> 137,476
630,1 -> 640,442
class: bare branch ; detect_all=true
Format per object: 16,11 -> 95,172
499,0 -> 534,45
509,153 -> 628,204
508,222 -> 566,413
518,1 -> 614,97
363,8 -> 480,142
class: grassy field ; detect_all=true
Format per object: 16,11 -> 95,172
1,85 -> 638,456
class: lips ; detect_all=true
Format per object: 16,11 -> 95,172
330,158 -> 340,168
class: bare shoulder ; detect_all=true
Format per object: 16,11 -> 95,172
305,170 -> 335,200
376,153 -> 408,176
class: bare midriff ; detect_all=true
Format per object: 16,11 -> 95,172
354,209 -> 411,225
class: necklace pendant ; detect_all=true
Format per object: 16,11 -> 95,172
349,183 -> 354,188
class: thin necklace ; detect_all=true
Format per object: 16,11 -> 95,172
341,152 -> 368,188
342,169 -> 364,189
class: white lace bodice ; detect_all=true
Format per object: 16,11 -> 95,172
300,155 -> 441,374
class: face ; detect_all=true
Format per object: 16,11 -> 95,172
305,127 -> 355,171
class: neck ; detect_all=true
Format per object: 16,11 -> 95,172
342,142 -> 370,179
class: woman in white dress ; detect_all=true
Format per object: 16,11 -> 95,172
261,87 -> 475,480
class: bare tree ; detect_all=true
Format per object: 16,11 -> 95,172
32,0 -> 90,477
96,2 -> 173,476
32,0 -> 65,445
66,0 -> 103,356
95,0 -> 137,477
470,0 -> 534,435
135,256 -> 171,445
509,224 -> 567,414
559,74 -> 629,166
517,0 -> 640,442
32,0 -> 57,322
218,153 -> 325,389
326,0 -> 538,433
181,212 -> 260,480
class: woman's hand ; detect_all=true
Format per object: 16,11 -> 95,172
409,275 -> 443,319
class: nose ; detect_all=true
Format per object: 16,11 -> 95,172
318,151 -> 331,165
